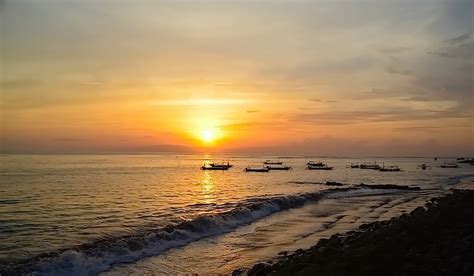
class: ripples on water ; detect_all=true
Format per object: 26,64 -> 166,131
0,154 -> 472,274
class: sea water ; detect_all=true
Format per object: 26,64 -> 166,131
0,154 -> 472,274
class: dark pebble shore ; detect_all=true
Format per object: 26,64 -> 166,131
236,189 -> 474,276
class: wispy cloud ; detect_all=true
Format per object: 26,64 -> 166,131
445,32 -> 472,44
153,98 -> 252,106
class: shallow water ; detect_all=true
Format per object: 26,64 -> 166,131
0,154 -> 472,274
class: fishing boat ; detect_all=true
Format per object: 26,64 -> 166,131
349,163 -> 360,168
360,162 -> 380,170
458,158 -> 474,164
264,160 -> 283,165
379,165 -> 401,172
244,166 -> 270,172
307,164 -> 333,170
417,164 -> 432,170
265,164 -> 292,170
209,161 -> 233,169
440,162 -> 459,168
307,161 -> 324,166
201,164 -> 230,170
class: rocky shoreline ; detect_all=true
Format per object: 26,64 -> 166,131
235,189 -> 474,276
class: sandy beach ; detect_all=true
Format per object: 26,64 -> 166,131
239,184 -> 474,276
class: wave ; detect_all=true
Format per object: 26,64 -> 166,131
290,181 -> 346,186
444,174 -> 474,186
2,179 -> 435,276
289,181 -> 421,190
1,188 -> 355,276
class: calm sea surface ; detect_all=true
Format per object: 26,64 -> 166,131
0,154 -> 472,274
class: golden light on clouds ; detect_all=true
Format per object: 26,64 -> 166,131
1,0 -> 473,156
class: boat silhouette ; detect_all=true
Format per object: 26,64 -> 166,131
244,166 -> 270,172
264,160 -> 283,165
266,164 -> 292,170
440,162 -> 459,168
307,165 -> 333,170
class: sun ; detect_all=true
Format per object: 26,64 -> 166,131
200,128 -> 218,144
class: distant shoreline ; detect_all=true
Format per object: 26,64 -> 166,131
238,187 -> 474,276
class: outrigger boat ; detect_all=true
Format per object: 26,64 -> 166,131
264,160 -> 283,165
209,161 -> 233,169
266,164 -> 292,170
440,162 -> 459,168
201,164 -> 229,170
360,162 -> 381,170
307,164 -> 333,170
349,163 -> 360,168
244,166 -> 270,172
458,158 -> 474,164
379,165 -> 401,172
201,160 -> 233,170
307,161 -> 324,166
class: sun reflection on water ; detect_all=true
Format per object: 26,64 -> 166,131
200,171 -> 216,204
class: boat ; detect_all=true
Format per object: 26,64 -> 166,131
379,165 -> 401,172
349,163 -> 360,168
201,164 -> 229,170
264,160 -> 283,165
307,165 -> 333,170
265,164 -> 292,170
440,162 -> 459,168
209,161 -> 233,169
360,162 -> 380,170
458,158 -> 474,164
417,164 -> 432,170
244,166 -> 270,172
307,161 -> 324,166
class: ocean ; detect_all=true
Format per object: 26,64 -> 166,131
0,154 -> 472,275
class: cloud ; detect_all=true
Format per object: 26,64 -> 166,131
230,135 -> 472,157
308,98 -> 339,103
430,42 -> 474,59
379,46 -> 410,55
1,78 -> 42,89
445,32 -> 472,44
385,65 -> 413,76
54,138 -> 85,142
395,126 -> 442,131
290,105 -> 471,126
429,32 -> 474,59
397,96 -> 432,102
153,98 -> 251,106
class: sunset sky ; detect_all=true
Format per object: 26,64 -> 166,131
1,0 -> 473,156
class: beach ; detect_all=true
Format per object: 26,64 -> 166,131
240,185 -> 474,276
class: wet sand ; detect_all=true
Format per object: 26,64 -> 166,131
240,187 -> 474,276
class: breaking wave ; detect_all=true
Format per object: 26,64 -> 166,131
1,188 -> 355,276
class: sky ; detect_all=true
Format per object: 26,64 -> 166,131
1,0 -> 473,156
